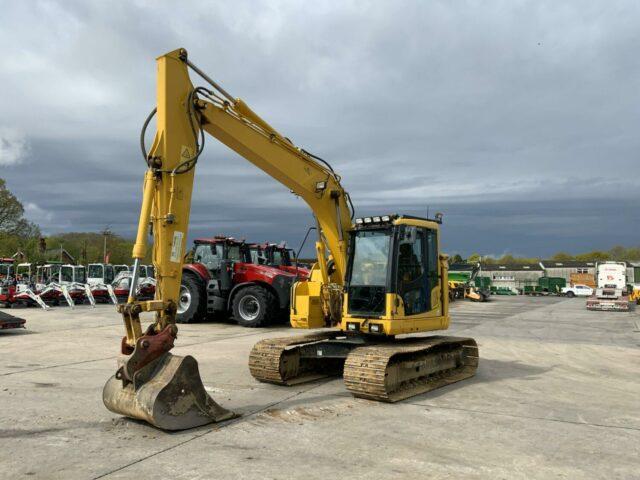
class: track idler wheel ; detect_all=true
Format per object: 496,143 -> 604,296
103,352 -> 236,430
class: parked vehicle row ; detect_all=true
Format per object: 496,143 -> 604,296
0,260 -> 156,309
178,236 -> 310,327
0,238 -> 309,325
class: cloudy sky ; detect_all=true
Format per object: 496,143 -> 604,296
1,0 -> 638,258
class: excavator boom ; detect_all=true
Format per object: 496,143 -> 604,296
103,48 -> 353,429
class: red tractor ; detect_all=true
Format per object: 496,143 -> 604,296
178,236 -> 302,327
247,242 -> 311,279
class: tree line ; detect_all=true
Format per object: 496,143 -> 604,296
1,177 -> 638,266
449,245 -> 640,266
0,178 -> 147,264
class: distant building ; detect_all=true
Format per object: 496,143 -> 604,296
539,261 -> 596,283
448,263 -> 476,273
12,250 -> 26,262
479,263 -> 544,292
43,248 -> 76,264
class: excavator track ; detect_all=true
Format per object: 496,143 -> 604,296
250,333 -> 478,403
343,336 -> 478,402
249,331 -> 343,385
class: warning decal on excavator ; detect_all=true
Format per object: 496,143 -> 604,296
181,145 -> 192,160
170,231 -> 184,263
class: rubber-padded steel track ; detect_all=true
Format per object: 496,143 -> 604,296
249,331 -> 342,385
343,336 -> 478,402
250,332 -> 478,403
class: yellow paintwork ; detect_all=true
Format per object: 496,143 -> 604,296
198,98 -> 351,327
630,285 -> 640,304
340,217 -> 450,335
123,48 -> 351,340
122,50 -> 201,342
124,48 -> 452,343
289,270 -> 325,329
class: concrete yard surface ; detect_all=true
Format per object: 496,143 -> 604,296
1,296 -> 639,479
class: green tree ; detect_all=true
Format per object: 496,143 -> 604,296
0,178 -> 30,235
550,252 -> 574,261
497,254 -> 516,264
467,253 -> 481,263
0,178 -> 41,257
449,253 -> 464,264
574,251 -> 609,262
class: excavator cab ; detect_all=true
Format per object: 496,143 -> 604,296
342,215 -> 446,335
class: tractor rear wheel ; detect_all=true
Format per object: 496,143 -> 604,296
176,274 -> 206,323
232,285 -> 278,328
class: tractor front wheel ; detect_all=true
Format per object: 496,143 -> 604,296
232,285 -> 278,328
176,274 -> 206,323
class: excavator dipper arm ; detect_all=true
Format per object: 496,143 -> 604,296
104,48 -> 351,429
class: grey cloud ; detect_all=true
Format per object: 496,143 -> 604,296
1,1 -> 639,259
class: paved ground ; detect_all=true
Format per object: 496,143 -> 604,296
1,296 -> 639,479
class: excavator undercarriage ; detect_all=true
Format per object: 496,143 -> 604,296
250,333 -> 478,402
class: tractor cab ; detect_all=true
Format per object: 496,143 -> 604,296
191,236 -> 251,273
250,243 -> 310,279
263,243 -> 293,267
343,214 -> 445,335
88,263 -> 115,285
179,236 -> 297,327
247,243 -> 268,265
249,242 -> 294,267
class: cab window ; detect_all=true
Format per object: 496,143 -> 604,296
75,267 -> 86,283
194,244 -> 220,270
396,227 -> 428,315
426,229 -> 439,300
226,245 -> 243,262
61,267 -> 73,283
105,265 -> 114,283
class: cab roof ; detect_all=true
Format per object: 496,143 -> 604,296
353,214 -> 443,230
194,236 -> 244,245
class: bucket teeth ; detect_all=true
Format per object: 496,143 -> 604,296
103,352 -> 236,430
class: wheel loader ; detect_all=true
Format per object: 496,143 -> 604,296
103,49 -> 478,430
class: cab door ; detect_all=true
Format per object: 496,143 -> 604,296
395,226 -> 440,316
425,228 -> 440,313
396,226 -> 429,315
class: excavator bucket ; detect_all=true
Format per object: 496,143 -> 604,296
103,352 -> 236,430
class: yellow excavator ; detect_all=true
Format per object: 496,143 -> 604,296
103,49 -> 478,430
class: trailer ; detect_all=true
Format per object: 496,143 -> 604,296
523,277 -> 567,296
586,262 -> 630,311
0,310 -> 26,330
